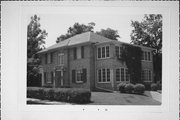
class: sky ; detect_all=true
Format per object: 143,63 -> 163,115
38,14 -> 145,47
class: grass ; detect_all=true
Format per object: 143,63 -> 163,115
27,91 -> 161,105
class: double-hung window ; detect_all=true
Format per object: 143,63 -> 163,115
141,69 -> 152,82
73,46 -> 85,59
115,46 -> 123,58
72,68 -> 87,83
142,51 -> 151,61
97,68 -> 111,83
97,46 -> 110,59
116,68 -> 129,82
58,53 -> 64,65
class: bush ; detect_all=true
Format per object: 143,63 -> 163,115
117,82 -> 127,93
27,87 -> 91,104
156,81 -> 162,90
151,83 -> 158,91
124,83 -> 134,93
134,84 -> 145,94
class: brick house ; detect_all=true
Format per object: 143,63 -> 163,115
38,32 -> 154,91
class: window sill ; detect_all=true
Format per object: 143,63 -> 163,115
97,57 -> 111,60
76,81 -> 84,84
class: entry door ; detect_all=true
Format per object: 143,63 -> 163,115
56,70 -> 63,86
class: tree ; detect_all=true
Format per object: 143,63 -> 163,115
130,14 -> 162,82
96,28 -> 120,40
27,15 -> 48,86
56,22 -> 95,43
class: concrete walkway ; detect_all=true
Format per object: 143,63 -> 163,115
144,91 -> 162,102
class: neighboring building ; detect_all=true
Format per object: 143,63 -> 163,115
38,32 -> 154,91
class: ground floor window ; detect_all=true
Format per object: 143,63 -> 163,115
97,68 -> 111,83
116,68 -> 130,82
141,69 -> 152,82
44,72 -> 53,84
72,69 -> 87,83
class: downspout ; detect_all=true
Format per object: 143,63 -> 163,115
92,43 -> 113,92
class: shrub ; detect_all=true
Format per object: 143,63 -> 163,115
27,87 -> 91,104
156,81 -> 162,90
117,82 -> 127,93
134,84 -> 145,94
151,83 -> 158,91
124,83 -> 134,93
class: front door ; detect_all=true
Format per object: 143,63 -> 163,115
56,70 -> 63,87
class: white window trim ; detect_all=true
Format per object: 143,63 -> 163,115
97,68 -> 111,83
116,67 -> 130,83
97,45 -> 110,60
142,69 -> 152,82
115,45 -> 122,58
76,70 -> 83,83
141,51 -> 152,62
58,53 -> 64,65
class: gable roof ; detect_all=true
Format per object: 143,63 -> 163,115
38,32 -> 112,54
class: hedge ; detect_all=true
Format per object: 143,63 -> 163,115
124,83 -> 134,93
151,83 -> 158,91
27,87 -> 91,104
117,82 -> 127,93
134,84 -> 145,94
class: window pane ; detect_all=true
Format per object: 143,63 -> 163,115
115,46 -> 119,57
98,69 -> 101,82
81,46 -> 84,58
77,47 -> 81,59
148,70 -> 151,81
121,68 -> 124,81
107,69 -> 110,82
98,48 -> 101,58
145,51 -> 147,60
125,69 -> 129,81
116,69 -> 120,81
102,69 -> 106,82
106,46 -> 110,57
148,52 -> 151,61
102,47 -> 105,58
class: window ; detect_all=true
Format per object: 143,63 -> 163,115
44,72 -> 47,83
76,70 -> 83,83
142,51 -> 151,61
73,48 -> 77,59
45,53 -> 47,64
50,52 -> 53,63
115,46 -> 123,58
51,71 -> 54,83
58,53 -> 64,65
46,72 -> 52,84
98,48 -> 101,58
102,47 -> 105,58
97,68 -> 111,83
47,53 -> 51,64
141,69 -> 152,82
97,46 -> 110,59
106,46 -> 110,57
81,46 -> 84,58
74,46 -> 84,59
116,68 -> 129,82
72,69 -> 87,83
116,69 -> 120,81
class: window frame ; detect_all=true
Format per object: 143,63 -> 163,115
97,68 -> 111,83
76,69 -> 83,83
141,69 -> 152,82
58,53 -> 64,65
97,45 -> 110,59
116,67 -> 130,82
142,51 -> 152,62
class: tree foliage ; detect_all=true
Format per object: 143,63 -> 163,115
27,15 -> 48,86
121,44 -> 142,84
56,22 -> 120,43
56,22 -> 95,43
96,28 -> 120,40
131,14 -> 162,82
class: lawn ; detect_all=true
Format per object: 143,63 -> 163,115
89,91 -> 161,105
27,91 -> 161,105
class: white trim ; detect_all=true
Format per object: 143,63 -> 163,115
97,68 -> 111,83
116,67 -> 130,82
58,53 -> 64,65
97,45 -> 110,60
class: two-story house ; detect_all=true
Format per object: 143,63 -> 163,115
38,32 -> 154,91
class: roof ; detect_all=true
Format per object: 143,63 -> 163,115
38,32 -> 154,54
38,32 -> 112,54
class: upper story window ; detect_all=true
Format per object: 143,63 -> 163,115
73,46 -> 85,60
115,46 -> 123,58
45,52 -> 53,64
97,46 -> 110,59
58,53 -> 64,65
142,51 -> 151,61
45,53 -> 47,64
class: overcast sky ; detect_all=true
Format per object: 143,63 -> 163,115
38,14 -> 145,47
